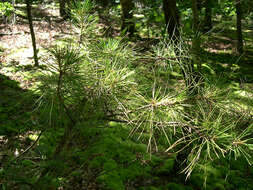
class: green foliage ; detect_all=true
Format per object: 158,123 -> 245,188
0,2 -> 14,17
133,1 -> 164,38
70,0 -> 97,41
34,38 -> 137,130
33,15 -> 253,184
219,0 -> 236,17
1,0 -> 253,189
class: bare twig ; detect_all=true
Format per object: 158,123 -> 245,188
14,130 -> 44,160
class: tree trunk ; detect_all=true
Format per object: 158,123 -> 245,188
25,0 -> 39,67
59,0 -> 70,19
191,0 -> 201,69
96,0 -> 109,7
189,0 -> 202,94
235,0 -> 243,54
120,0 -> 135,36
12,0 -> 16,25
196,0 -> 202,10
203,0 -> 212,32
162,0 -> 180,41
59,0 -> 66,17
102,0 -> 109,7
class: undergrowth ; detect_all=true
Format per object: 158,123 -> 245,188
0,1 -> 253,190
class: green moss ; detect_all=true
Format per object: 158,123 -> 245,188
97,171 -> 125,190
206,183 -> 226,190
139,186 -> 160,190
155,158 -> 175,175
189,173 -> 204,187
90,156 -> 107,168
228,175 -> 248,188
165,182 -> 187,190
104,159 -> 118,171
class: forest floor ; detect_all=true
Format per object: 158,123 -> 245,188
1,2 -> 253,190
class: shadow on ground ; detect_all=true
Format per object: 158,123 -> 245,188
0,73 -> 36,135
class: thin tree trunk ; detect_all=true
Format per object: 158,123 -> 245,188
203,0 -> 212,32
235,0 -> 243,54
162,0 -> 180,41
12,0 -> 16,25
163,0 -> 186,87
25,0 -> 39,67
59,0 -> 66,17
120,0 -> 135,36
97,0 -> 109,7
196,0 -> 202,10
189,0 -> 202,94
191,0 -> 201,70
59,0 -> 70,19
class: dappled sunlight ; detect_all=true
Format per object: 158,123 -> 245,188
0,0 -> 253,189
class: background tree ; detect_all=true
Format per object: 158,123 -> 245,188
196,0 -> 202,10
120,0 -> 135,36
162,0 -> 180,41
25,0 -> 39,66
59,0 -> 71,19
203,0 -> 213,32
189,0 -> 202,93
235,0 -> 243,54
95,0 -> 109,7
